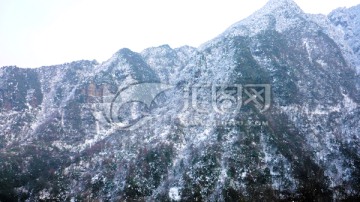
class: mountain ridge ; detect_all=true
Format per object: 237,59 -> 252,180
0,0 -> 359,201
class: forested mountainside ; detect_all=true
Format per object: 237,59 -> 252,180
0,0 -> 359,201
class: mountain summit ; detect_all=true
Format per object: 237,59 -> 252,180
217,0 -> 304,39
0,1 -> 359,201
257,0 -> 303,15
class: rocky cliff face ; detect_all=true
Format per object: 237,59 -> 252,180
0,0 -> 359,201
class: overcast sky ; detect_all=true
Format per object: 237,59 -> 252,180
1,0 -> 359,68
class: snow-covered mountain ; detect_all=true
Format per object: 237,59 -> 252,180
329,4 -> 360,73
0,0 -> 359,201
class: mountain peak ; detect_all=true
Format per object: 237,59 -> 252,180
267,0 -> 296,6
264,0 -> 301,12
253,0 -> 303,19
213,0 -> 305,40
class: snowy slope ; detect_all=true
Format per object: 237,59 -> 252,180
0,0 -> 359,201
329,4 -> 360,73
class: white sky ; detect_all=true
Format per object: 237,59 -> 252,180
0,0 -> 359,68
